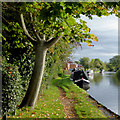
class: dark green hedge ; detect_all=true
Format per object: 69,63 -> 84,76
2,58 -> 22,115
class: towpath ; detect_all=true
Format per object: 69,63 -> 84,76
57,86 -> 120,119
58,87 -> 79,118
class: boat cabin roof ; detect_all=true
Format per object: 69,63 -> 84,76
73,70 -> 88,80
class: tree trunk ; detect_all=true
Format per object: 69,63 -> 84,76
20,42 -> 47,108
19,13 -> 63,108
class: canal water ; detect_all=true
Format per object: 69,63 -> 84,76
87,72 -> 120,115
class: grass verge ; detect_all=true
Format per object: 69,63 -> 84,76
6,83 -> 65,118
6,74 -> 106,119
54,74 -> 106,119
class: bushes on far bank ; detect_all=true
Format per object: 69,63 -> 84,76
116,70 -> 120,80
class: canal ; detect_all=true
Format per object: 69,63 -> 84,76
87,72 -> 120,115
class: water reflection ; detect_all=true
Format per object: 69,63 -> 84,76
90,73 -> 103,85
88,72 -> 119,114
110,73 -> 120,86
90,72 -> 120,86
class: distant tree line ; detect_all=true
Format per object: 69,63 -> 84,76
75,57 -> 105,72
76,55 -> 120,72
105,55 -> 120,72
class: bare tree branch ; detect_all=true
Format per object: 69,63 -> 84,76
47,35 -> 53,41
43,34 -> 45,41
29,13 -> 42,41
20,14 -> 36,44
45,33 -> 64,48
46,30 -> 55,41
47,34 -> 54,42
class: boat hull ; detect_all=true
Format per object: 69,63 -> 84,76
74,80 -> 90,90
70,69 -> 90,90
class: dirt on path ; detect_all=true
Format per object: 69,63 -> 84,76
58,87 -> 79,118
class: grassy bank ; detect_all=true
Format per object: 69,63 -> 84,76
6,74 -> 106,119
6,84 -> 65,118
54,75 -> 106,118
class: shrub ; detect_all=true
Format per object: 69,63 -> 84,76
2,58 -> 22,116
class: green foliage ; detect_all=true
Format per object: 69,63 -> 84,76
105,55 -> 120,71
105,63 -> 115,71
2,58 -> 22,115
89,58 -> 105,72
75,61 -> 80,64
2,1 -> 120,109
109,55 -> 120,71
80,57 -> 90,70
94,59 -> 105,70
2,2 -> 74,95
79,57 -> 106,72
16,52 -> 35,93
3,2 -> 119,48
90,59 -> 95,70
41,39 -> 72,91
3,36 -> 35,94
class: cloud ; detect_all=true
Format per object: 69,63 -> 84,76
72,51 -> 118,62
72,14 -> 118,62
80,15 -> 118,32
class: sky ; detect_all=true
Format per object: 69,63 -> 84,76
71,14 -> 118,63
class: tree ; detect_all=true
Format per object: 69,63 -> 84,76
42,39 -> 73,91
105,63 -> 114,71
79,57 -> 90,70
116,70 -> 120,80
92,58 -> 105,71
90,58 -> 105,71
75,61 -> 80,64
109,55 -> 120,71
2,2 -> 119,108
106,55 -> 120,71
90,59 -> 95,70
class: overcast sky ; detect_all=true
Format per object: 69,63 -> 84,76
71,14 -> 118,63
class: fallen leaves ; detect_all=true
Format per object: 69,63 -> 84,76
32,112 -> 36,114
18,113 -> 23,116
